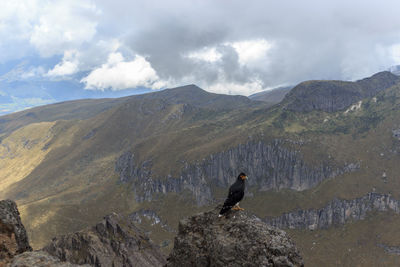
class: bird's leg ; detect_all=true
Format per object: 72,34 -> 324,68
232,203 -> 244,211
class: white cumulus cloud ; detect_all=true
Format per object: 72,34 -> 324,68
29,1 -> 99,57
81,52 -> 164,91
47,50 -> 79,77
229,39 -> 272,66
206,79 -> 265,96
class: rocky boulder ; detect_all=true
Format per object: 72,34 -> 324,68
10,251 -> 89,267
43,213 -> 166,267
0,200 -> 32,265
166,207 -> 304,267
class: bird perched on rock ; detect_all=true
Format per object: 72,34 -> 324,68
219,172 -> 248,217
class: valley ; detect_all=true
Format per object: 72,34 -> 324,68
2,72 -> 400,265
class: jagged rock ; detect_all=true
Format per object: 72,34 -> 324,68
392,128 -> 400,140
10,251 -> 89,267
43,213 -> 166,267
129,210 -> 175,233
377,244 -> 400,255
116,141 -> 357,205
0,200 -> 32,265
166,207 -> 303,267
266,192 -> 400,230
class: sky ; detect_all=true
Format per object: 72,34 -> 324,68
1,0 -> 400,114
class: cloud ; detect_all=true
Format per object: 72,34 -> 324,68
3,0 -> 400,97
229,39 -> 272,66
81,52 -> 164,90
47,50 -> 79,77
29,1 -> 99,57
206,79 -> 265,96
0,62 -> 46,82
390,44 -> 400,64
186,47 -> 222,62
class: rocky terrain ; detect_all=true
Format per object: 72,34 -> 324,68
0,200 -> 32,265
10,251 -> 89,267
166,206 -> 303,266
116,140 -> 359,205
0,199 -> 165,267
2,71 -> 400,265
266,192 -> 400,230
1,199 -> 306,267
43,213 -> 166,267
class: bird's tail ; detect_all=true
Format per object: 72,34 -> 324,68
219,205 -> 231,216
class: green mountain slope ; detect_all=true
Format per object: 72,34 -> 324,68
2,75 -> 400,265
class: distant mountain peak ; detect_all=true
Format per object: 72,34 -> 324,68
282,71 -> 400,113
388,65 -> 400,76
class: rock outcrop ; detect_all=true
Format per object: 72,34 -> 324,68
377,243 -> 400,255
282,71 -> 399,113
116,140 -> 358,205
129,209 -> 175,233
0,200 -> 32,265
266,192 -> 400,230
10,251 -> 89,267
166,206 -> 303,267
43,213 -> 166,267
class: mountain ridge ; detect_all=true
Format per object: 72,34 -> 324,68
2,71 -> 400,265
282,71 -> 400,112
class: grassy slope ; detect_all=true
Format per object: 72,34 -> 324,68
2,83 -> 400,265
288,212 -> 400,267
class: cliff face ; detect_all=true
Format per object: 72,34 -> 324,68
0,199 -> 166,267
266,192 -> 400,230
44,213 -> 166,267
166,206 -> 304,267
129,209 -> 175,233
0,200 -> 32,265
116,140 -> 358,205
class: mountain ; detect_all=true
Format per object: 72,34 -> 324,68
248,86 -> 293,106
3,73 -> 400,265
389,65 -> 400,76
1,199 -> 303,266
0,199 -> 166,266
43,213 -> 166,266
282,71 -> 399,112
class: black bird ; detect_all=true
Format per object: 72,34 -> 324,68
219,172 -> 248,217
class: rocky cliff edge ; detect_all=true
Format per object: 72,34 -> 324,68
43,213 -> 166,267
0,200 -> 32,265
166,206 -> 304,267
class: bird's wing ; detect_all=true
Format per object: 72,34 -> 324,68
219,182 -> 244,215
226,183 -> 243,204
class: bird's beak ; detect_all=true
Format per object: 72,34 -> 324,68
242,175 -> 248,180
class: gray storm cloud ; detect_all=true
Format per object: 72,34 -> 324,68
3,0 -> 400,95
100,0 -> 400,93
